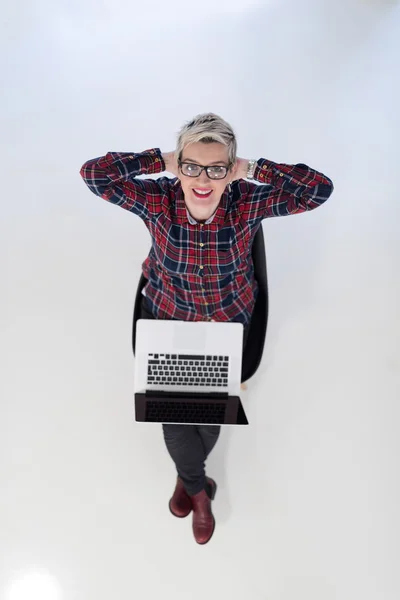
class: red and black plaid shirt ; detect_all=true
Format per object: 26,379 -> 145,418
80,148 -> 334,326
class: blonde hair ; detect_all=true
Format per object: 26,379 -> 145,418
175,113 -> 237,168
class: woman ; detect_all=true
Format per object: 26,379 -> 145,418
80,113 -> 334,545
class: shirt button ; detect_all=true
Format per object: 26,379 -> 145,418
128,155 -> 134,159
262,165 -> 267,170
199,266 -> 204,269
204,302 -> 209,306
279,173 -> 284,177
199,243 -> 204,247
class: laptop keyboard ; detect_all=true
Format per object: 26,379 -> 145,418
146,353 -> 230,388
145,400 -> 227,424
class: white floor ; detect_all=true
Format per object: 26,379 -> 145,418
1,1 -> 400,599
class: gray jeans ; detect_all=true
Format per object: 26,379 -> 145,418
140,295 -> 250,496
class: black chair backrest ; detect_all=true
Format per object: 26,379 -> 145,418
132,225 -> 268,383
241,224 -> 269,382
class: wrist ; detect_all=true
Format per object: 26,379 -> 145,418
235,158 -> 248,180
246,159 -> 257,180
236,158 -> 256,180
161,152 -> 172,169
162,151 -> 178,175
242,160 -> 250,178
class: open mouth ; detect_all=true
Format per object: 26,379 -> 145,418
192,188 -> 213,199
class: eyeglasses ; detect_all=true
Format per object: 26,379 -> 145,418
178,161 -> 231,180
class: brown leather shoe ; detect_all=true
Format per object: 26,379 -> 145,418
169,477 -> 192,518
191,477 -> 217,545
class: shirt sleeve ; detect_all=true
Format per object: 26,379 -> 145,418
79,148 -> 168,221
240,159 -> 334,219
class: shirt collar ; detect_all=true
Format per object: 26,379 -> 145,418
186,209 -> 215,225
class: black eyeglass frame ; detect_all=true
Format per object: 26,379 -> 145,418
178,160 -> 232,180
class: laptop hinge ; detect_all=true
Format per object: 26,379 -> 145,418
145,390 -> 229,399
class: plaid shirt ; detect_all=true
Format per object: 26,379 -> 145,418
80,148 -> 333,326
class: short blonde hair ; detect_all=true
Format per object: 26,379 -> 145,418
175,113 -> 237,168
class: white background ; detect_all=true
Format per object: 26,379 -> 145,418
1,0 -> 399,598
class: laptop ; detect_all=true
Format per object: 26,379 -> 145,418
134,319 -> 249,425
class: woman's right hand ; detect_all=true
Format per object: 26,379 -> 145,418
162,151 -> 180,178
